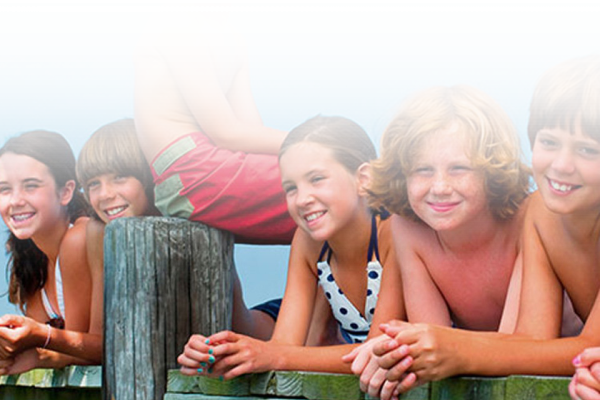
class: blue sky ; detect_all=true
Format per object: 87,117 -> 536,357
0,0 -> 599,315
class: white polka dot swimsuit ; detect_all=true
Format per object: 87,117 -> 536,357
316,215 -> 382,344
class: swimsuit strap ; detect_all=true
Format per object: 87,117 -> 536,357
55,257 -> 65,318
367,214 -> 380,263
41,288 -> 60,320
318,243 -> 333,264
41,257 -> 65,320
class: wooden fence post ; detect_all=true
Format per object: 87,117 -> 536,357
102,216 -> 234,400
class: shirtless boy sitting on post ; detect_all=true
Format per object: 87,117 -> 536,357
134,26 -> 295,244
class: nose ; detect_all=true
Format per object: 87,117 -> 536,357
430,172 -> 452,196
551,147 -> 576,175
98,182 -> 116,201
295,184 -> 314,208
9,188 -> 25,207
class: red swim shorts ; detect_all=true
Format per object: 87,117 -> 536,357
151,132 -> 296,244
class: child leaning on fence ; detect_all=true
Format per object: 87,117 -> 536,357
0,130 -> 100,374
371,56 -> 600,400
178,115 -> 406,378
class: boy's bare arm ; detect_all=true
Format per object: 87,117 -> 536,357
514,194 -> 563,339
391,216 -> 452,326
146,13 -> 285,153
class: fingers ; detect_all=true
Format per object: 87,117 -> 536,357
573,367 -> 600,397
373,337 -> 400,358
392,372 -> 418,396
376,343 -> 409,371
341,346 -> 359,364
384,353 -> 413,382
379,379 -> 399,400
365,367 -> 387,398
178,334 -> 219,372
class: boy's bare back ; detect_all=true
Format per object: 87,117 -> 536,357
133,4 -> 282,160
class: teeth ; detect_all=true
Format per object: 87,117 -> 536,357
305,211 -> 324,221
12,213 -> 33,222
550,180 -> 573,193
106,206 -> 127,216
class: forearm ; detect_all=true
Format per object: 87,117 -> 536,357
271,342 -> 357,373
45,327 -> 102,364
459,332 -> 596,376
36,348 -> 97,369
212,124 -> 286,155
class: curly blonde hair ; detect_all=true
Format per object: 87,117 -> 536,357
370,85 -> 531,221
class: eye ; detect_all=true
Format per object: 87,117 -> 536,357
0,185 -> 10,195
114,175 -> 128,183
412,166 -> 433,175
579,147 -> 600,156
450,165 -> 471,172
536,135 -> 558,149
310,175 -> 325,184
86,179 -> 100,191
282,184 -> 297,195
24,183 -> 39,191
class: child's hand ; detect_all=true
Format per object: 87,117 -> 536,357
0,315 -> 43,358
203,330 -> 277,380
0,348 -> 41,375
375,321 -> 465,392
343,335 -> 413,398
178,334 -> 218,376
570,348 -> 600,399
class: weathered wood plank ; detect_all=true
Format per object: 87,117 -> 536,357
302,372 -> 363,400
104,217 -> 234,400
504,375 -> 571,399
430,376 -> 506,400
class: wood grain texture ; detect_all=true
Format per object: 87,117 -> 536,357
103,217 -> 234,400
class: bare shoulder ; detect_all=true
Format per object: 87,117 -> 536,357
389,214 -> 435,249
59,217 -> 91,271
524,191 -> 558,232
289,228 -> 325,271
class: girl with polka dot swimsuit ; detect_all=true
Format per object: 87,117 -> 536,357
178,116 -> 405,378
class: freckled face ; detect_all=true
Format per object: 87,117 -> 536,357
279,142 -> 365,242
407,127 -> 489,232
0,153 -> 68,240
86,173 -> 151,223
532,126 -> 600,215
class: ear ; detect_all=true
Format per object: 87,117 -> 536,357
59,180 -> 76,207
356,162 -> 372,197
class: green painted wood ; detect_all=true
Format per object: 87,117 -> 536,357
0,366 -> 101,400
504,375 -> 571,399
249,371 -> 276,395
104,217 -> 234,400
164,395 -> 282,400
302,372 -> 363,400
431,376 -> 506,400
167,370 -> 252,396
165,370 -> 574,399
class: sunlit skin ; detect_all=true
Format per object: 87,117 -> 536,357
532,126 -> 600,216
280,142 -> 371,245
0,153 -> 70,241
86,173 -> 151,224
407,125 -> 490,235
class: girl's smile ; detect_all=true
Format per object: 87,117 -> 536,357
280,142 -> 369,243
0,153 -> 69,240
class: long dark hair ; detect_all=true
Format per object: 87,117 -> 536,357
0,130 -> 89,310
